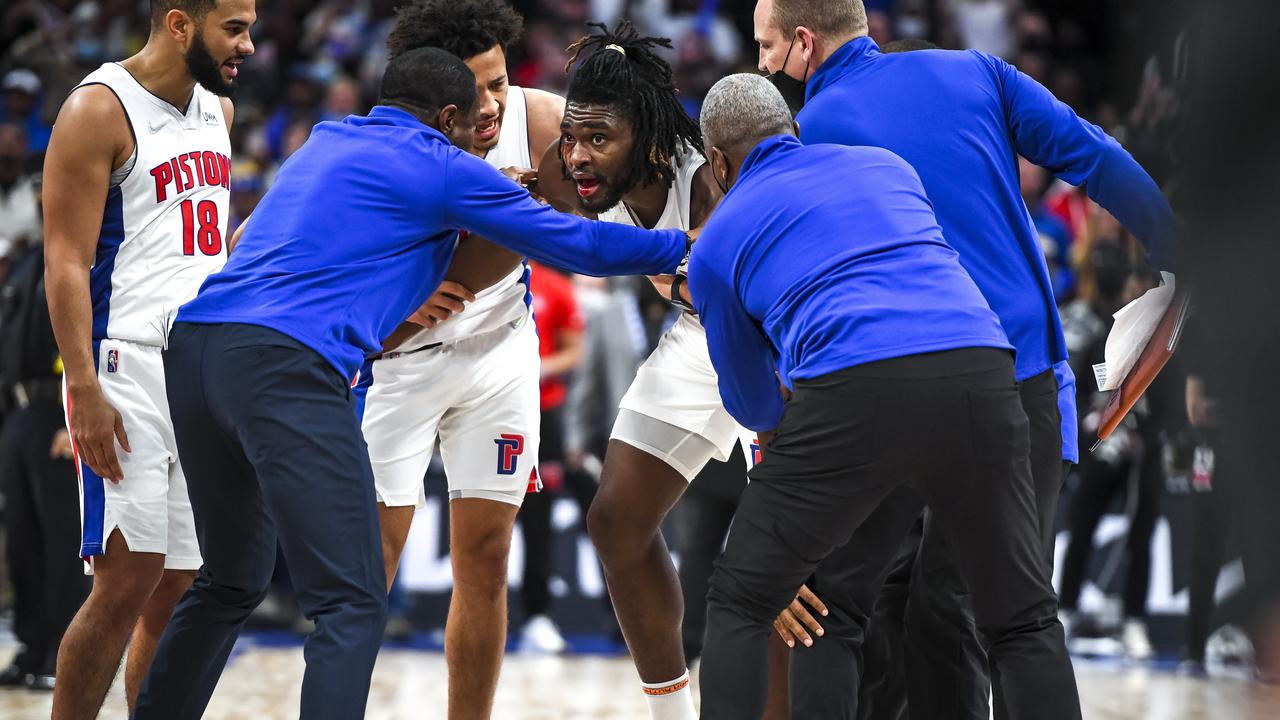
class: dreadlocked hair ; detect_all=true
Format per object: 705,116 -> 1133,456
564,21 -> 703,187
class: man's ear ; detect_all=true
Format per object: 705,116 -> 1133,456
437,104 -> 459,134
164,9 -> 194,46
795,26 -> 817,65
709,146 -> 730,193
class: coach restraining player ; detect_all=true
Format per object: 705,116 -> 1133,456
132,47 -> 691,720
688,73 -> 1081,720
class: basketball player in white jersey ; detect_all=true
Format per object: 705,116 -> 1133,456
533,24 -> 761,720
41,1 -> 254,717
354,2 -> 564,717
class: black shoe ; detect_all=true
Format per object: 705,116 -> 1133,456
25,674 -> 54,691
0,664 -> 30,687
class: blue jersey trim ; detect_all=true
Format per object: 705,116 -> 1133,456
90,187 -> 126,340
79,339 -> 106,557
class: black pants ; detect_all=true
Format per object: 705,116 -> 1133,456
792,367 -> 1067,720
1059,439 -> 1163,618
855,516 -> 922,720
519,404 -> 565,619
1185,430 -> 1232,663
699,349 -> 1079,720
0,401 -> 90,677
135,323 -> 388,720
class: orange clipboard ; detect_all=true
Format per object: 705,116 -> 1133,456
1092,289 -> 1192,449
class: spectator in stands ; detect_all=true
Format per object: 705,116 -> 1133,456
0,123 -> 41,259
0,71 -> 51,153
1058,228 -> 1172,660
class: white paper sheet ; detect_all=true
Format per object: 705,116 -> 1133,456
1097,272 -> 1176,392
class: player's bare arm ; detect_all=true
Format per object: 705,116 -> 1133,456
43,84 -> 135,483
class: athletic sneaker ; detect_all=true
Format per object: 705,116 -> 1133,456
27,674 -> 54,691
520,614 -> 567,654
1122,618 -> 1153,660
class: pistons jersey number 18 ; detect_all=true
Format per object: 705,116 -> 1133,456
77,62 -> 232,347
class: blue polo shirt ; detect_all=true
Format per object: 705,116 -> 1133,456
796,37 -> 1179,461
179,106 -> 686,379
689,135 -> 1011,432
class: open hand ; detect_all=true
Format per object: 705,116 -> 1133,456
773,584 -> 829,648
67,385 -> 130,482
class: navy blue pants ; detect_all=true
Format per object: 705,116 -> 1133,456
134,323 -> 387,719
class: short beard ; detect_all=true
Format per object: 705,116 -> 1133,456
577,163 -> 643,215
186,29 -> 234,97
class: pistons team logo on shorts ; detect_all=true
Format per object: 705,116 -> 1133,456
106,349 -> 119,374
494,433 -> 525,476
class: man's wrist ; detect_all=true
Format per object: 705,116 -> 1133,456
64,374 -> 102,394
669,274 -> 695,312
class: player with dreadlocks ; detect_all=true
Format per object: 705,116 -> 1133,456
534,22 -> 749,720
351,2 -> 567,718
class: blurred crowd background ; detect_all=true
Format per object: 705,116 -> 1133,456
0,0 -> 1263,683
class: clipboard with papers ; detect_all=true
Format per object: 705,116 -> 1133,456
1090,272 -> 1192,449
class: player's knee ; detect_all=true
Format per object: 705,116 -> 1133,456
87,562 -> 165,618
586,496 -> 645,558
153,569 -> 196,602
452,532 -> 512,595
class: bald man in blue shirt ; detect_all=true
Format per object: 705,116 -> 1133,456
752,1 -> 1178,716
134,48 -> 690,719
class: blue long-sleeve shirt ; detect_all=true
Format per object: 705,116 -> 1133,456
797,37 -> 1179,461
688,135 -> 1011,432
180,106 -> 686,379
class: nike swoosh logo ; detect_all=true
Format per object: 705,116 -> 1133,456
148,120 -> 165,133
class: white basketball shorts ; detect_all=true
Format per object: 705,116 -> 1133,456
65,338 -> 201,572
612,313 -> 759,481
357,314 -> 540,508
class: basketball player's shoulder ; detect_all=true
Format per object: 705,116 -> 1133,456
51,83 -> 131,159
521,87 -> 566,160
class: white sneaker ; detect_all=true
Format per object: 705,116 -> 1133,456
520,614 -> 567,654
1123,618 -> 1153,660
1207,624 -> 1255,667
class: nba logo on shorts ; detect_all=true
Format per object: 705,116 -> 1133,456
106,349 -> 119,374
494,433 -> 525,475
749,438 -> 762,466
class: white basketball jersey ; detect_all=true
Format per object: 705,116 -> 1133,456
599,145 -> 705,239
408,85 -> 534,348
78,63 -> 231,347
600,144 -> 707,318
